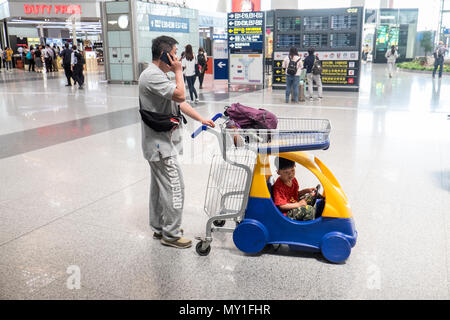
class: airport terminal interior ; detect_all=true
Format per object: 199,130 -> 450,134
1,0 -> 450,301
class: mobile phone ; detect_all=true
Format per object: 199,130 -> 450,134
160,51 -> 173,66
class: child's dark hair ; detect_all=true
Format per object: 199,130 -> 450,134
275,157 -> 295,171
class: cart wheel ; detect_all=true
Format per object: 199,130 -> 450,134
321,232 -> 351,264
196,241 -> 211,256
213,220 -> 226,227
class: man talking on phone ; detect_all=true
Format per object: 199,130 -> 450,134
139,36 -> 214,249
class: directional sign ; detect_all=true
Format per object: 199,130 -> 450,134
228,10 -> 264,54
214,59 -> 228,80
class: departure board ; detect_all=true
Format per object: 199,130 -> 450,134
330,33 -> 356,47
303,33 -> 328,48
304,16 -> 329,31
277,17 -> 301,32
273,7 -> 363,90
276,34 -> 301,48
330,14 -> 358,29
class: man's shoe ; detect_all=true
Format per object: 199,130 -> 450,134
65,84 -> 71,86
161,237 -> 192,249
153,229 -> 183,239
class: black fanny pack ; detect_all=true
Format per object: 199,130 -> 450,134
139,100 -> 187,132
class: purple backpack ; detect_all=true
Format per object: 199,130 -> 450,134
224,103 -> 278,129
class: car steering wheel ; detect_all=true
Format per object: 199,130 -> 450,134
311,184 -> 322,204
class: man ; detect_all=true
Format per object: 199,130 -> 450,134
44,45 -> 53,72
71,45 -> 85,89
303,47 -> 323,101
432,41 -> 448,79
60,43 -> 73,86
139,35 -> 214,249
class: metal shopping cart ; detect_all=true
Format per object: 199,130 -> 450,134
191,112 -> 357,263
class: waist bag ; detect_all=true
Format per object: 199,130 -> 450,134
139,99 -> 187,132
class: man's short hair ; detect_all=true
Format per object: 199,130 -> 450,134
308,47 -> 315,55
152,36 -> 178,61
275,157 -> 295,171
65,43 -> 69,49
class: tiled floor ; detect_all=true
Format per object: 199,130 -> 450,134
0,64 -> 449,300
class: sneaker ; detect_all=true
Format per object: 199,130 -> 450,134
309,97 -> 314,101
195,98 -> 199,103
161,237 -> 192,249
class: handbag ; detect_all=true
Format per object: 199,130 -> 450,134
139,99 -> 187,132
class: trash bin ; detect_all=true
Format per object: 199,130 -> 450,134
138,62 -> 149,76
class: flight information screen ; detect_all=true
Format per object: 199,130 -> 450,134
331,14 -> 358,29
330,33 -> 357,47
303,33 -> 328,47
276,34 -> 301,48
303,16 -> 329,30
277,17 -> 301,32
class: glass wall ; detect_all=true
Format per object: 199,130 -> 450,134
373,8 -> 418,62
135,1 -> 199,64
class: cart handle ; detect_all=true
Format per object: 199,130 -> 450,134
191,113 -> 223,138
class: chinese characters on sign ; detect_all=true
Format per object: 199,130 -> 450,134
149,15 -> 189,33
228,11 -> 264,54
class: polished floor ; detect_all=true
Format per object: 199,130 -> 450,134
0,63 -> 449,299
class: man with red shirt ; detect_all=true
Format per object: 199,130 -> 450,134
272,157 -> 317,221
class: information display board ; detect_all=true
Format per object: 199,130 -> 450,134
228,11 -> 265,85
272,7 -> 363,91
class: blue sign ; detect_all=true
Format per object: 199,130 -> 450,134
228,11 -> 264,54
149,15 -> 189,33
214,59 -> 228,80
444,28 -> 450,35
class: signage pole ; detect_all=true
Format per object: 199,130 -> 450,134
72,17 -> 77,46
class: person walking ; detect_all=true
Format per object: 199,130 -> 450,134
34,46 -> 43,73
432,41 -> 448,79
385,45 -> 398,78
44,45 -> 53,73
197,47 -> 208,89
51,45 -> 58,72
71,45 -> 85,89
27,45 -> 35,72
282,46 -> 302,103
303,47 -> 323,101
181,44 -> 199,103
60,43 -> 73,86
139,35 -> 214,249
4,47 -> 13,72
0,47 -> 3,72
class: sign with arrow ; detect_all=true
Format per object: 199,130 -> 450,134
228,10 -> 264,54
214,59 -> 228,80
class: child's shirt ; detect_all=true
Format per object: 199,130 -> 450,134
272,177 -> 299,211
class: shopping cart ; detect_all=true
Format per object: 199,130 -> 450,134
191,112 -> 357,263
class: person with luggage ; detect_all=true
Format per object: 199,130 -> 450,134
432,41 -> 448,79
139,35 -> 214,249
60,43 -> 73,86
197,47 -> 208,89
385,45 -> 398,78
272,157 -> 318,221
303,47 -> 323,101
181,44 -> 199,103
282,47 -> 303,103
71,45 -> 85,89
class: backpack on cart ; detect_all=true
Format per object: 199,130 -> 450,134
224,103 -> 278,129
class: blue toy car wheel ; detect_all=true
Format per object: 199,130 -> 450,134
321,232 -> 351,263
233,219 -> 268,254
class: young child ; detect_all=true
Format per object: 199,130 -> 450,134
272,157 -> 317,221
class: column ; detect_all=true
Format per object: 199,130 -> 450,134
72,17 -> 77,46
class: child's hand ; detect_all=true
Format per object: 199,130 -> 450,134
298,199 -> 308,207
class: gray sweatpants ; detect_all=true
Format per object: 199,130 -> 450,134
307,73 -> 323,99
148,156 -> 185,240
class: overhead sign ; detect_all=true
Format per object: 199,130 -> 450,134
149,15 -> 189,33
23,4 -> 82,15
228,11 -> 264,54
